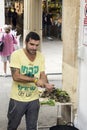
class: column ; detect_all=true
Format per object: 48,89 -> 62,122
0,0 -> 5,28
62,0 -> 80,111
23,0 -> 42,47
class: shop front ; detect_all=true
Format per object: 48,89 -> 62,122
42,0 -> 62,38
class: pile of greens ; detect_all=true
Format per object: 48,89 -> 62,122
40,99 -> 55,106
40,88 -> 70,103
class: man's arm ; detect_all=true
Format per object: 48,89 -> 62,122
10,67 -> 36,83
40,71 -> 48,83
11,68 -> 54,90
36,71 -> 54,91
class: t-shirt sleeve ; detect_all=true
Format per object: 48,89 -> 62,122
10,51 -> 21,68
40,54 -> 45,72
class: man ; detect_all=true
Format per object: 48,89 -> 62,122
7,31 -> 54,130
42,10 -> 47,37
7,7 -> 12,24
12,8 -> 18,29
46,10 -> 53,40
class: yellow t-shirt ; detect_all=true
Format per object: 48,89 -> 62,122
10,49 -> 45,102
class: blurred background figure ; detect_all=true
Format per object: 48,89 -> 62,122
0,25 -> 18,77
42,10 -> 47,37
46,9 -> 53,40
7,7 -> 12,25
9,24 -> 17,36
57,16 -> 62,40
12,8 -> 18,30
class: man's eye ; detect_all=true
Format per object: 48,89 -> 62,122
30,43 -> 39,47
30,43 -> 34,46
36,44 -> 39,47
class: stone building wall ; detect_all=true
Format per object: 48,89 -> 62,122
62,0 -> 80,112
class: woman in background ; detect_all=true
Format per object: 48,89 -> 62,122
0,25 -> 18,77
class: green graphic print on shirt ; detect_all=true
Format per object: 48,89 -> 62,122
21,65 -> 39,77
17,65 -> 39,97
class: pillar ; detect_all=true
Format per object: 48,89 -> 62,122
62,0 -> 80,111
23,0 -> 42,47
0,0 -> 5,28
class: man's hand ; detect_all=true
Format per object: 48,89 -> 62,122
35,79 -> 54,91
44,83 -> 54,91
35,79 -> 45,88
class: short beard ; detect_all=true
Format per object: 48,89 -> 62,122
26,48 -> 36,55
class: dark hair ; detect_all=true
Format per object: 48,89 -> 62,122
25,32 -> 40,42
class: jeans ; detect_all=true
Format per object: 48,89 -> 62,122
7,99 -> 40,130
47,25 -> 52,37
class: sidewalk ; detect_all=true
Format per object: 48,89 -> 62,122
42,38 -> 62,73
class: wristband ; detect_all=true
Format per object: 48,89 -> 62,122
34,78 -> 38,83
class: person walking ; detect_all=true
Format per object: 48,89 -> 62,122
0,25 -> 18,77
57,16 -> 62,40
42,10 -> 47,37
7,7 -> 12,25
12,8 -> 18,29
7,31 -> 54,130
46,9 -> 53,40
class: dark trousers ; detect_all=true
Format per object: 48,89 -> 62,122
7,99 -> 40,130
47,25 -> 52,37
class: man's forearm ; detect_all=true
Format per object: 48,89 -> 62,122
13,74 -> 36,83
40,73 -> 49,84
11,67 -> 36,83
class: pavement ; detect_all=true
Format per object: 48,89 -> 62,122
0,37 -> 63,130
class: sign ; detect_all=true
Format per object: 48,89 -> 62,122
83,0 -> 87,45
0,0 -> 5,27
83,26 -> 87,45
84,4 -> 87,25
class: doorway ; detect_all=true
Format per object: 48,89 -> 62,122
5,0 -> 24,36
42,0 -> 63,88
42,0 -> 62,39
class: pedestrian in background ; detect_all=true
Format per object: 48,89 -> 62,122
0,25 -> 18,77
7,7 -> 12,25
12,8 -> 18,29
46,9 -> 53,40
42,10 -> 47,37
7,31 -> 54,130
57,16 -> 62,40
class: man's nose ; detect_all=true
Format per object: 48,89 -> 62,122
33,45 -> 37,49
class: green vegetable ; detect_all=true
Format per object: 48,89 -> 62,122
41,88 -> 70,103
40,99 -> 55,106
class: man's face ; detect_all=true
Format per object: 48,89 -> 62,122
26,38 -> 40,55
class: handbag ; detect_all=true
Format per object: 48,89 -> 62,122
50,122 -> 79,130
0,35 -> 4,52
0,41 -> 4,52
